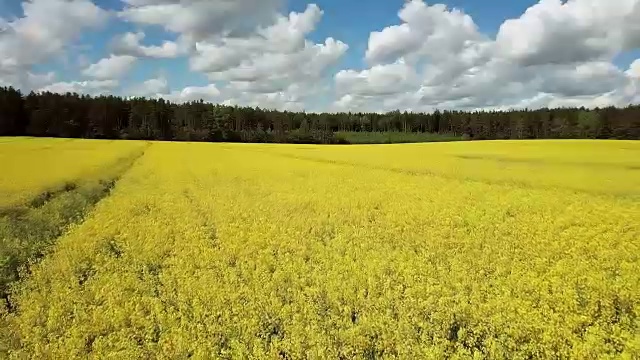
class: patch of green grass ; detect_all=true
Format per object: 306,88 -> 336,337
0,146 -> 147,308
336,131 -> 464,144
0,181 -> 115,302
0,178 -> 121,355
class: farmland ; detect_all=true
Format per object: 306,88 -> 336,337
1,138 -> 639,359
335,132 -> 463,144
0,138 -> 146,209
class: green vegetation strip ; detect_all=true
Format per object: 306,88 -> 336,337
0,146 -> 147,306
336,131 -> 464,144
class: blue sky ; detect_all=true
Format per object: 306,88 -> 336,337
41,0 -> 544,80
1,0 -> 639,112
25,1 -> 500,84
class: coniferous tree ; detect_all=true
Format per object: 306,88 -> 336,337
0,87 -> 638,143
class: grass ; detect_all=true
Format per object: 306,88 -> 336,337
336,131 -> 464,144
1,138 -> 639,358
0,138 -> 146,209
0,140 -> 148,355
1,180 -> 114,299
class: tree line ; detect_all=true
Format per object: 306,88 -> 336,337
1,87 -> 639,143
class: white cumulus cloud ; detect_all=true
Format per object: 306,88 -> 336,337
336,60 -> 419,97
118,0 -> 283,43
128,77 -> 170,97
163,84 -> 221,103
0,0 -> 108,89
112,32 -> 180,58
39,80 -> 119,95
365,1 -> 484,65
495,0 -> 640,66
82,55 -> 138,80
334,0 -> 640,113
188,4 -> 347,108
628,59 -> 640,78
4,0 -> 639,112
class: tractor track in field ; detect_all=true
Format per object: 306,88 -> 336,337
255,150 -> 640,200
0,143 -> 150,215
0,143 -> 151,311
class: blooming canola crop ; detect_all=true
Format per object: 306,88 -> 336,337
0,138 -> 146,209
1,139 -> 639,359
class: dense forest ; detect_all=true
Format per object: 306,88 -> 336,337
1,87 -> 639,143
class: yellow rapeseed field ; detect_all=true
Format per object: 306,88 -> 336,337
0,138 -> 147,209
1,139 -> 639,359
